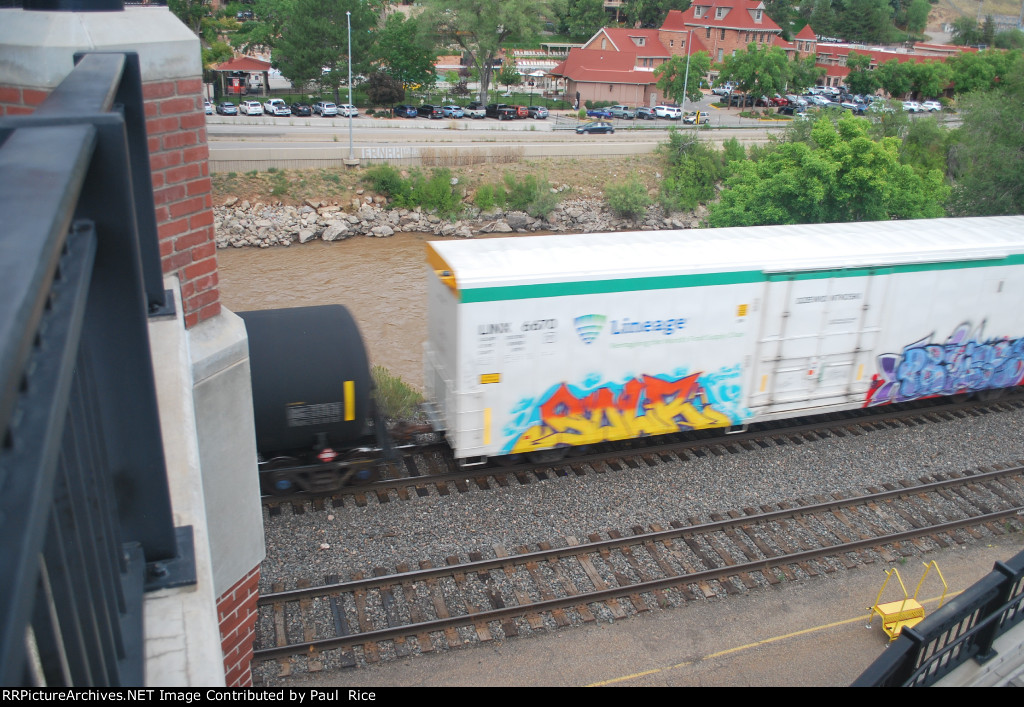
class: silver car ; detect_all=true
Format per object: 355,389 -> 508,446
313,101 -> 338,116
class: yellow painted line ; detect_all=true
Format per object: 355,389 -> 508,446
586,591 -> 963,687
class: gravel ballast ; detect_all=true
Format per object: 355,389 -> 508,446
256,405 -> 1024,677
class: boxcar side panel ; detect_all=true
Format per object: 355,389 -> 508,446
448,281 -> 763,460
859,264 -> 1024,407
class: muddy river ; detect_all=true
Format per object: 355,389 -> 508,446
217,234 -> 444,390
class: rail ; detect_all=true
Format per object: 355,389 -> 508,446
0,52 -> 195,686
853,546 -> 1024,686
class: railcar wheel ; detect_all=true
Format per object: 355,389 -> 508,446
262,456 -> 300,496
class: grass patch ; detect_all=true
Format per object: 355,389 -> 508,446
372,365 -> 423,420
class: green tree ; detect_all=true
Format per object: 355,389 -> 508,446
654,52 -> 711,106
949,62 -> 1024,215
844,51 -> 879,96
557,0 -> 606,41
421,0 -> 551,104
950,16 -> 981,46
622,0 -> 692,28
981,15 -> 996,46
907,60 -> 951,100
707,113 -> 949,226
995,29 -> 1024,50
496,61 -> 523,92
717,43 -> 790,109
905,0 -> 929,35
809,0 -> 836,37
168,0 -> 208,36
836,0 -> 897,44
945,50 -> 1021,94
788,52 -> 826,93
372,12 -> 438,91
899,116 -> 951,177
875,59 -> 912,97
232,0 -> 295,55
272,0 -> 376,103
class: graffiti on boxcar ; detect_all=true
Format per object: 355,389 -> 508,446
504,366 -> 748,454
865,322 -> 1024,406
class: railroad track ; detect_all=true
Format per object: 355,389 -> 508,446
254,463 -> 1024,675
263,394 -> 1024,512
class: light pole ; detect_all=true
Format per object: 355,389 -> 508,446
681,31 -> 692,119
346,10 -> 354,163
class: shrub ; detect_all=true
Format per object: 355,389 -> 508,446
405,168 -> 462,217
502,172 -> 559,218
371,365 -> 423,420
658,129 -> 723,212
604,177 -> 652,218
361,164 -> 411,201
474,182 -> 506,211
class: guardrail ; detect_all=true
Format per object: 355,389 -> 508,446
0,52 -> 195,686
852,546 -> 1024,686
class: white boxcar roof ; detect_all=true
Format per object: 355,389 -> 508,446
427,217 -> 1024,300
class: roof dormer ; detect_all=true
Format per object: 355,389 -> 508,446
631,35 -> 646,46
693,5 -> 704,18
715,7 -> 729,19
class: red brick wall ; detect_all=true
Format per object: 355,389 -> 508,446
218,565 -> 260,688
0,77 -> 220,329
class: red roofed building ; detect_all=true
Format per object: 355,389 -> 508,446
662,2 -> 782,63
210,56 -> 272,97
550,48 -> 661,107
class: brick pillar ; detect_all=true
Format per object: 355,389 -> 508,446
218,565 -> 261,687
144,77 -> 220,328
0,7 -> 220,329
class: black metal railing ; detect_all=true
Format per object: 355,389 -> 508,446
0,52 -> 195,687
853,546 -> 1024,686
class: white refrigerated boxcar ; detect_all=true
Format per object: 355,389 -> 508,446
424,217 -> 1024,465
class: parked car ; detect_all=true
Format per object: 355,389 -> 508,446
239,100 -> 263,116
902,101 -> 924,113
204,99 -> 213,115
263,98 -> 291,117
586,107 -> 613,118
576,121 -> 615,134
290,102 -> 312,117
417,104 -> 444,119
464,102 -> 486,119
337,104 -> 358,117
682,111 -> 709,124
654,105 -> 682,119
511,105 -> 530,118
235,10 -> 253,21
442,105 -> 464,118
921,100 -> 942,112
485,103 -> 517,120
609,105 -> 636,119
635,106 -> 656,120
770,94 -> 788,106
711,82 -> 736,96
527,105 -> 549,119
786,94 -> 808,107
215,101 -> 237,116
313,101 -> 338,116
392,104 -> 418,118
777,105 -> 805,116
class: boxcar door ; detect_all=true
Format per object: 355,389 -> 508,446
749,268 -> 889,415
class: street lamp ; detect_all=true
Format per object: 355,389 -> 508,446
681,30 -> 692,118
346,10 -> 353,162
